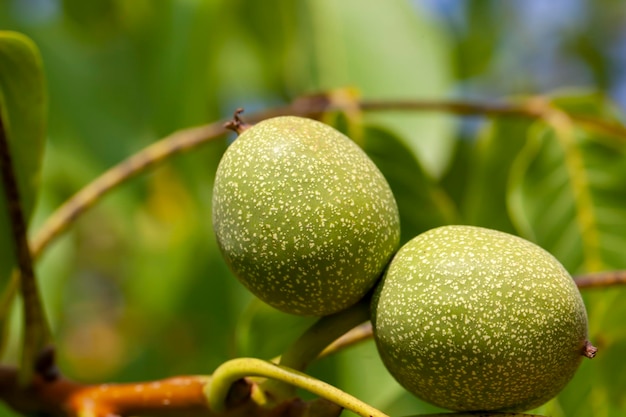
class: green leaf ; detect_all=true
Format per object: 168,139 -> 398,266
507,120 -> 626,274
301,0 -> 455,176
235,299 -> 316,359
505,93 -> 626,417
0,30 -> 47,368
362,126 -> 458,243
0,31 -> 47,288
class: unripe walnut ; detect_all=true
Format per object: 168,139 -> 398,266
213,116 -> 400,316
372,225 -> 595,412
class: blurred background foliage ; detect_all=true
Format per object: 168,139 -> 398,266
1,0 -> 626,416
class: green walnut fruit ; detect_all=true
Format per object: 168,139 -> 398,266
372,225 -> 595,412
212,115 -> 400,316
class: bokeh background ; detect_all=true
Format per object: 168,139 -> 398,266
1,1 -> 626,416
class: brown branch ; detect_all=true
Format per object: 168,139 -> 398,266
359,97 -> 626,142
68,376 -> 214,417
359,98 -> 547,118
0,366 -> 215,417
29,94 -> 626,261
27,103 -> 299,261
29,121 -> 227,259
0,109 -> 52,381
574,270 -> 626,289
0,365 -> 329,417
224,108 -> 252,135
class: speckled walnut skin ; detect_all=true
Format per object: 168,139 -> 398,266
212,116 -> 400,316
371,225 -> 589,412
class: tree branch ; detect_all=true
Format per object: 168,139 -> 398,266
28,121 -> 227,259
1,94 -> 623,417
29,94 -> 626,262
0,365 -> 311,417
318,322 -> 373,359
574,270 -> 626,289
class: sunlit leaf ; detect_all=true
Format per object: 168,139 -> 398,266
508,123 -> 626,274
301,0 -> 455,176
504,93 -> 626,417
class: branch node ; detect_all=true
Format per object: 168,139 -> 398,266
224,108 -> 251,135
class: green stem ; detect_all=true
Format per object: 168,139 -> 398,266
205,357 -> 389,417
261,297 -> 370,399
279,297 -> 371,371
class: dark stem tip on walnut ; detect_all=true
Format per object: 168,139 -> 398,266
224,108 -> 251,135
583,340 -> 598,359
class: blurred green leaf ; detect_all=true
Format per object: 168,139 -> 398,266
452,1 -> 498,80
0,31 -> 47,357
301,0 -> 455,176
508,120 -> 626,273
235,299 -> 316,360
362,126 -> 458,243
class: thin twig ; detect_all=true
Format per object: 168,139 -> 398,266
29,95 -> 626,261
359,98 -> 547,118
574,270 -> 626,289
318,322 -> 373,359
29,122 -> 226,259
